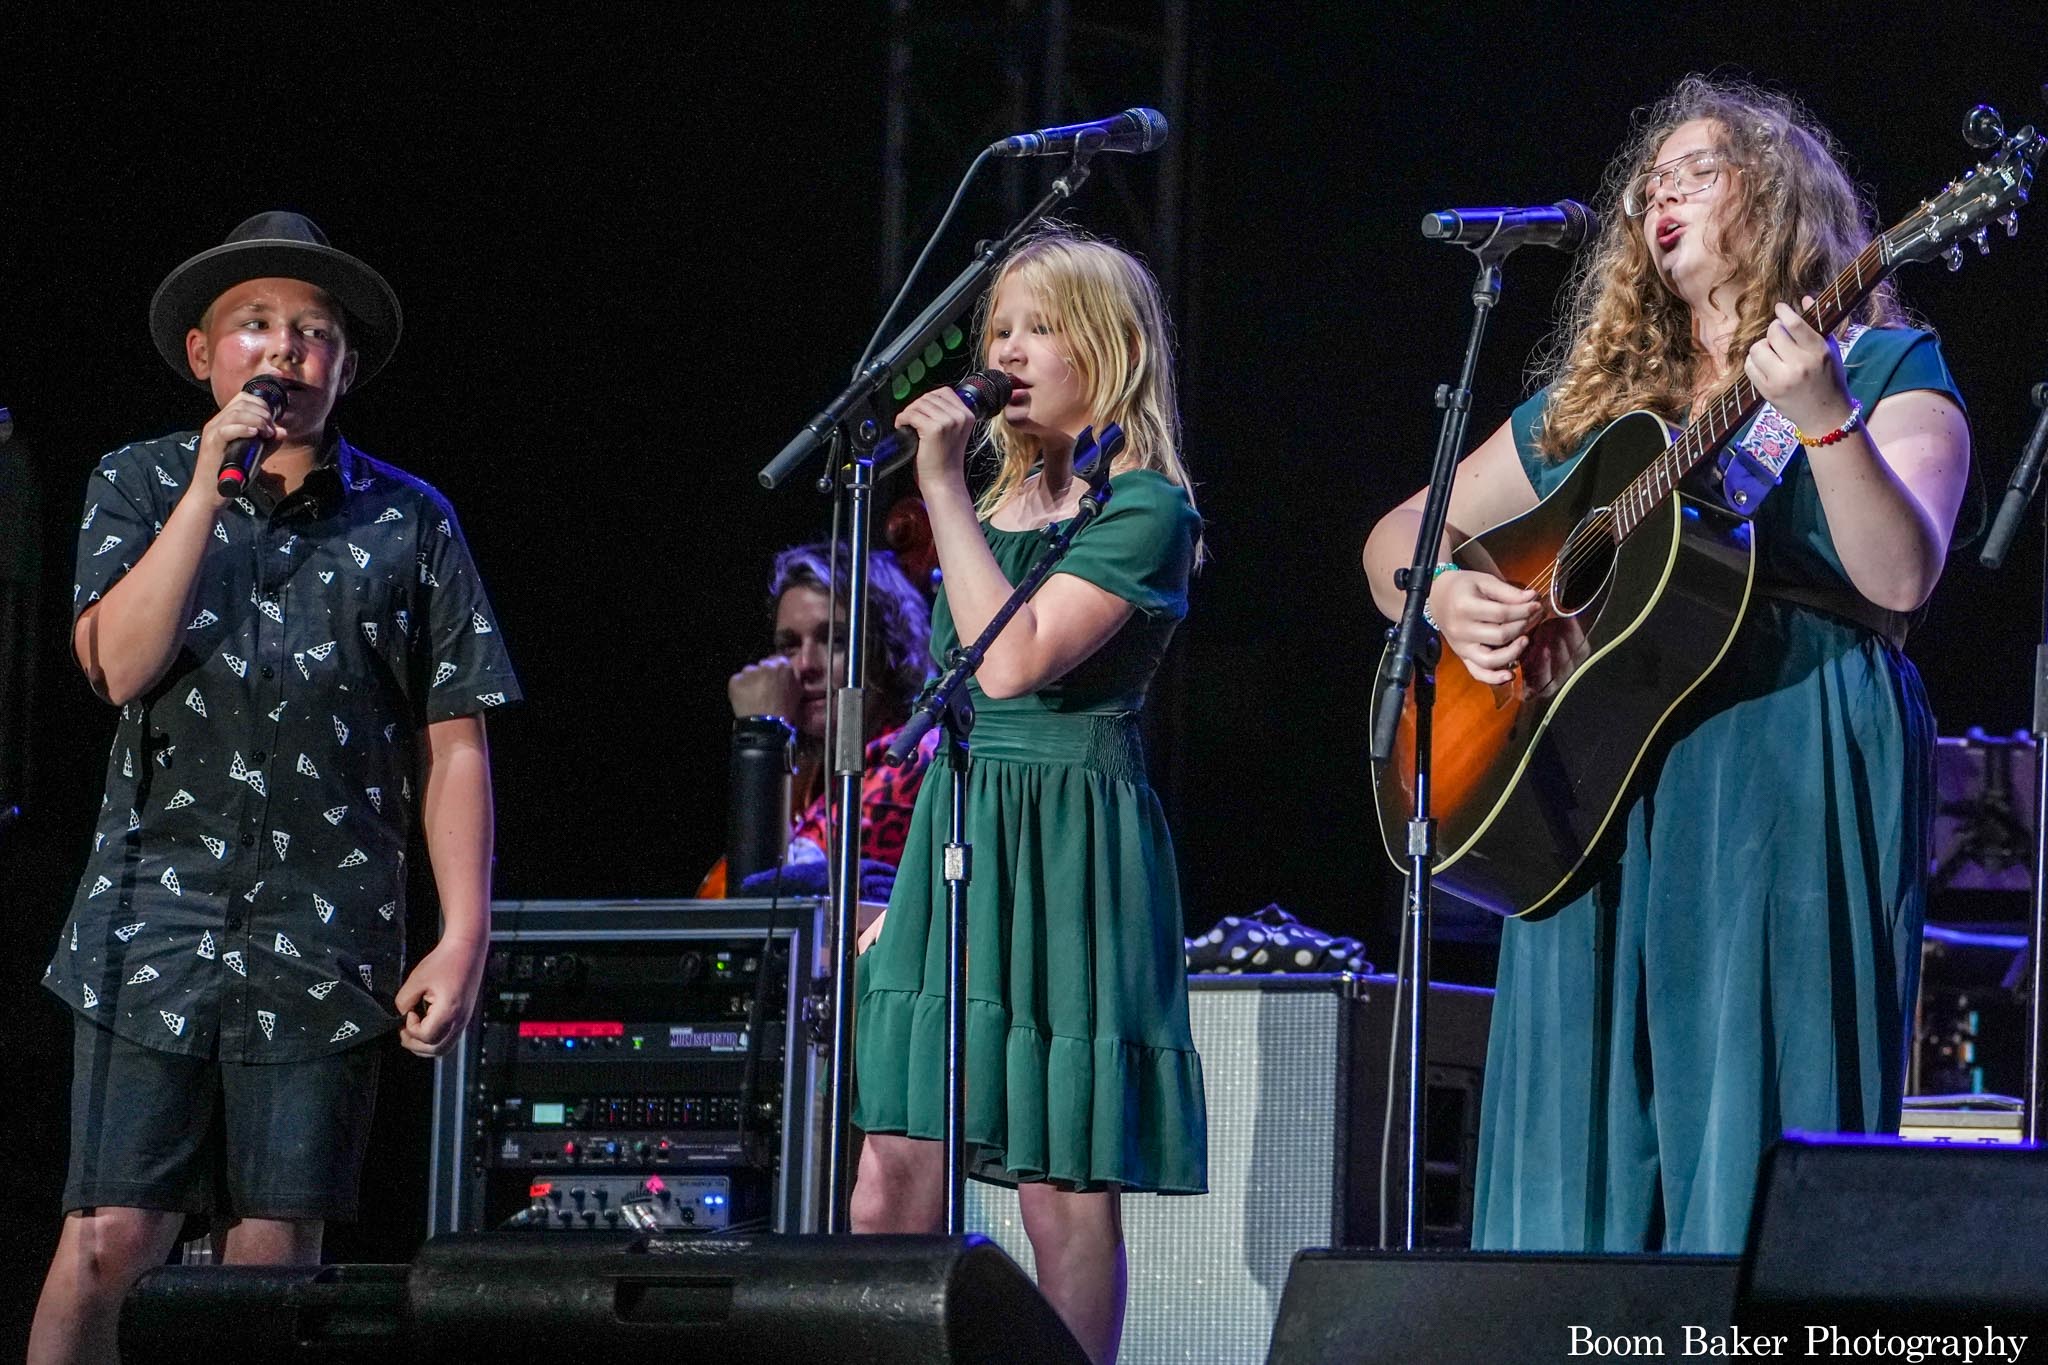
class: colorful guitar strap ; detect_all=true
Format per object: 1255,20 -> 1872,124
1711,324 -> 1868,518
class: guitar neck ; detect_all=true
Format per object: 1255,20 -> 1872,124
1607,238 -> 1890,539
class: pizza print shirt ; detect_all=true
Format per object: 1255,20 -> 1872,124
44,431 -> 521,1062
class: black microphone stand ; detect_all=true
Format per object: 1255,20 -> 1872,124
1978,379 -> 2048,1142
757,137 -> 1107,1235
886,425 -> 1123,1233
1368,240 -> 1517,1250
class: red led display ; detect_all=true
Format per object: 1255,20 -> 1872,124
515,1020 -> 625,1038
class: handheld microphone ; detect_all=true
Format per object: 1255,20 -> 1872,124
990,108 -> 1168,158
215,376 -> 289,498
874,370 -> 1015,478
884,417 -> 1125,771
1421,199 -> 1597,253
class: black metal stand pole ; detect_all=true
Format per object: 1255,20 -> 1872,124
1976,381 -> 2048,1141
939,689 -> 974,1231
821,444 -> 876,1232
888,426 -> 1124,1234
768,146 -> 1106,1235
758,147 -> 1103,493
2028,628 -> 2047,1143
1369,256 -> 1503,1249
1398,664 -> 1436,1248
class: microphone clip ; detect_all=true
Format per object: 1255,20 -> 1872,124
1077,422 -> 1125,494
1052,134 -> 1103,199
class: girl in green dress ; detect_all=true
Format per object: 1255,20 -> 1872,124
851,229 -> 1206,1362
1361,76 -> 1973,1253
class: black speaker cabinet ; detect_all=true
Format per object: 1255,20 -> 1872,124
123,1234 -> 1087,1365
967,972 -> 1492,1365
121,1263 -> 408,1364
1740,1133 -> 2048,1333
407,1232 -> 1085,1364
1265,1250 -> 1740,1365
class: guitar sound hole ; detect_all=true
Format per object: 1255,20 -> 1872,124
1550,515 -> 1618,618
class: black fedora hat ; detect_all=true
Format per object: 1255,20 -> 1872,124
149,211 -> 402,388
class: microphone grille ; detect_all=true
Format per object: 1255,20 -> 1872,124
1125,107 -> 1170,152
1556,199 -> 1598,248
958,370 -> 1015,417
243,375 -> 290,415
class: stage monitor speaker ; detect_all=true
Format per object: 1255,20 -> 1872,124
122,1234 -> 1085,1364
406,1231 -> 1088,1364
121,1263 -> 408,1364
966,972 -> 1492,1365
1265,1250 -> 1740,1364
1739,1133 -> 2048,1333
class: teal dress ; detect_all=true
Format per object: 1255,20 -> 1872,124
856,470 -> 1204,1195
854,468 -> 1208,1193
1473,328 -> 1967,1253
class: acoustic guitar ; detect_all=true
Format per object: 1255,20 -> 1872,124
1374,123 -> 2047,919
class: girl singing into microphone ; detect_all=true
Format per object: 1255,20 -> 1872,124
1362,75 -> 1972,1254
851,227 -> 1206,1365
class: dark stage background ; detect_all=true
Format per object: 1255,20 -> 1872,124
4,2 -> 2046,1351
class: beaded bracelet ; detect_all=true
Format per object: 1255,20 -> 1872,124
1794,398 -> 1864,449
1420,562 -> 1459,629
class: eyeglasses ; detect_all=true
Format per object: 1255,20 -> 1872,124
1623,150 -> 1735,217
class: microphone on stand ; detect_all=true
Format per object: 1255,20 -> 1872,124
989,108 -> 1169,158
1421,199 -> 1598,253
874,370 -> 1015,478
1980,382 -> 2048,570
214,375 -> 290,498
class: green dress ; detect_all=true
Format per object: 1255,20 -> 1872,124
1473,328 -> 1967,1253
854,468 -> 1208,1193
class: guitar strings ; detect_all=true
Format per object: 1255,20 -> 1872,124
1472,161 -> 2026,645
1514,247 -> 1879,609
1522,364 -> 1763,600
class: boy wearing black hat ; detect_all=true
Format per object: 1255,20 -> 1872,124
30,213 -> 519,1365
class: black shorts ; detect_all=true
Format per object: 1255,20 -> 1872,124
63,1014 -> 382,1222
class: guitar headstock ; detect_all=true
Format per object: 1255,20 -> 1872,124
1882,124 -> 2047,272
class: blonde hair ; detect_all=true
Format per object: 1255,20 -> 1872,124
972,227 -> 1201,552
1535,74 -> 1903,460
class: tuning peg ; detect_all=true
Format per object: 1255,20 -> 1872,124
1943,242 -> 1965,270
2001,212 -> 2020,237
1972,225 -> 1991,254
1965,104 -> 2006,149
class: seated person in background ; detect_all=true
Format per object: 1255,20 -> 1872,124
703,542 -> 937,903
